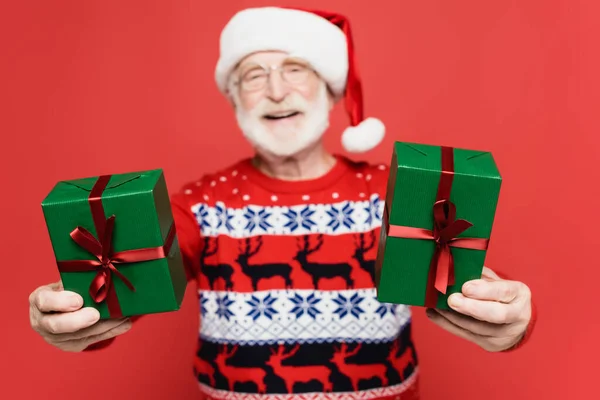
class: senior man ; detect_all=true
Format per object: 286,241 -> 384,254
29,7 -> 535,400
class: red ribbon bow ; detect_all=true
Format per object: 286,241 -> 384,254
430,199 -> 476,293
384,146 -> 489,307
63,215 -> 135,303
57,175 -> 175,318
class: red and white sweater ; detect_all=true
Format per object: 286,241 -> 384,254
90,155 -> 535,400
174,155 -> 420,400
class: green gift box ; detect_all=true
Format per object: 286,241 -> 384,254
375,142 -> 502,309
41,170 -> 187,319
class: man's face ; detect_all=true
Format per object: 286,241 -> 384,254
228,51 -> 333,158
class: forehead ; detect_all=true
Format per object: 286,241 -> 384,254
237,51 -> 291,69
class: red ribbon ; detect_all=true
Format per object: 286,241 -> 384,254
57,175 -> 176,318
384,146 -> 489,308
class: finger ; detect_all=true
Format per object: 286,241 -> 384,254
462,279 -> 518,303
31,286 -> 84,313
481,266 -> 500,281
447,293 -> 520,324
37,307 -> 101,335
431,308 -> 512,337
81,319 -> 133,348
46,281 -> 64,291
48,317 -> 130,343
425,308 -> 486,345
427,309 -> 519,352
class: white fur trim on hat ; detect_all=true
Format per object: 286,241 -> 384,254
341,117 -> 386,153
215,7 -> 348,97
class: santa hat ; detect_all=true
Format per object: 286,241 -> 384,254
214,7 -> 385,153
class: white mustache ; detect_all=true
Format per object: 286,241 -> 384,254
251,93 -> 310,117
233,80 -> 331,157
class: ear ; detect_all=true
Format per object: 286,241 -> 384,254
228,94 -> 237,109
326,87 -> 335,110
225,75 -> 240,109
225,86 -> 238,109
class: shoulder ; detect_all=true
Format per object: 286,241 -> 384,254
339,156 -> 391,195
343,157 -> 390,177
171,158 -> 251,211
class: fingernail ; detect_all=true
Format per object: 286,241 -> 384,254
464,280 -> 482,294
69,294 -> 83,308
449,294 -> 463,307
463,283 -> 474,295
85,308 -> 101,323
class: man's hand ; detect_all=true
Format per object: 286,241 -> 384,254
426,267 -> 532,352
29,281 -> 132,352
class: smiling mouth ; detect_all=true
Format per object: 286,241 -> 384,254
263,111 -> 301,120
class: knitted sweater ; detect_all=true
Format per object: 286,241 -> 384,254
173,155 -> 421,400
88,154 -> 535,399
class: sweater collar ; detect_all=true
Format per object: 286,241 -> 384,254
239,154 -> 350,194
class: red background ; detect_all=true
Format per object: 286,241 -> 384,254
2,0 -> 598,399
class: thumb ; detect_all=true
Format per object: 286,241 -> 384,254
49,281 -> 64,291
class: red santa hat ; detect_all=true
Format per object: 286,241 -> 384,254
214,7 -> 385,153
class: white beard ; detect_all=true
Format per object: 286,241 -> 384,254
232,82 -> 331,157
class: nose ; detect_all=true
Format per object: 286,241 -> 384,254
265,70 -> 290,102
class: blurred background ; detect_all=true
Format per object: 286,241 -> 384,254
2,0 -> 598,399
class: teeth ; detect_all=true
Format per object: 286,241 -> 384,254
266,111 -> 297,118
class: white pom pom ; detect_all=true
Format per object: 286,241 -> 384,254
341,117 -> 386,153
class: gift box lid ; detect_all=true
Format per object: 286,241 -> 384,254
386,142 -> 502,239
393,142 -> 502,180
41,169 -> 164,206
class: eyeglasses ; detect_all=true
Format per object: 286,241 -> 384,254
232,58 -> 315,93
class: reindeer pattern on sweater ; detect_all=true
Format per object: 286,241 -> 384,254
172,156 -> 420,400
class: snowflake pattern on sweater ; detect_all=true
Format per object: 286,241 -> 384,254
171,156 -> 421,400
